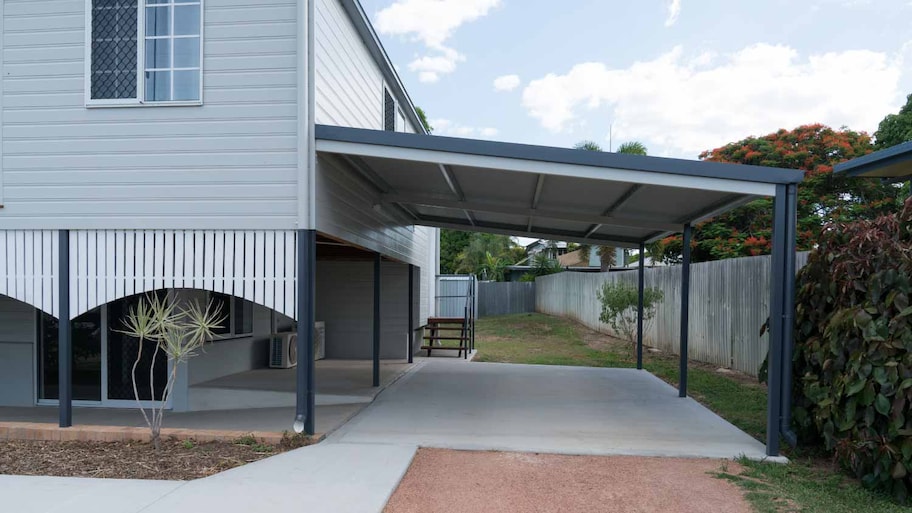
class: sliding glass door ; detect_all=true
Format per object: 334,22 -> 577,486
106,296 -> 167,402
38,309 -> 103,402
37,295 -> 167,405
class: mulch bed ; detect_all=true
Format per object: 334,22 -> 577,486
0,433 -> 316,480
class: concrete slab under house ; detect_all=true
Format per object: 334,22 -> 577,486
0,0 -> 804,460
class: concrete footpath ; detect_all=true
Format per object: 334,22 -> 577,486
1,443 -> 417,513
2,359 -> 772,512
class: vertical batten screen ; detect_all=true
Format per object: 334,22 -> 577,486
68,230 -> 299,319
0,230 -> 60,317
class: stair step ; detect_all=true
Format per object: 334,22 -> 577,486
424,336 -> 467,341
420,345 -> 464,351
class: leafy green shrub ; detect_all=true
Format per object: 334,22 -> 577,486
792,197 -> 912,502
596,280 -> 664,341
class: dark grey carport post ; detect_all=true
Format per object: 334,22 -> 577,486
778,183 -> 799,449
678,224 -> 692,398
765,184 -> 789,456
58,230 -> 72,428
373,253 -> 381,387
408,264 -> 415,364
636,242 -> 645,370
295,229 -> 316,435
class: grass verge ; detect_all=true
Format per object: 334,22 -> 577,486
473,313 -> 904,512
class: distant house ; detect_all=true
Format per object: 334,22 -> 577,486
525,240 -> 570,260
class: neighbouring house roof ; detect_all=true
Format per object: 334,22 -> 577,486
558,249 -> 592,267
315,125 -> 804,247
834,140 -> 912,179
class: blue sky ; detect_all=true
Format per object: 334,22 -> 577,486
362,0 -> 912,159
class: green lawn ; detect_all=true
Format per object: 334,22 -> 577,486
473,313 -> 904,513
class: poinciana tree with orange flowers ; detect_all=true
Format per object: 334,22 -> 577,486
649,124 -> 905,263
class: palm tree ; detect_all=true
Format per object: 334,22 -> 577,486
617,141 -> 647,155
479,251 -> 507,281
575,244 -> 617,271
573,140 -> 603,151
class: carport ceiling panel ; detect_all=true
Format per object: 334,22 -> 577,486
622,186 -> 739,223
449,165 -> 540,204
588,224 -> 659,239
529,217 -> 600,235
359,156 -> 455,197
534,175 -> 635,214
411,204 -> 474,220
472,212 -> 534,228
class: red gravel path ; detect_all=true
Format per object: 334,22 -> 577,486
384,449 -> 751,513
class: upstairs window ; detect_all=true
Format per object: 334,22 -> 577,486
88,0 -> 203,105
383,89 -> 396,131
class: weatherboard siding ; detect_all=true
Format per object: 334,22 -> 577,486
0,0 -> 300,229
314,0 -> 418,133
314,0 -> 383,129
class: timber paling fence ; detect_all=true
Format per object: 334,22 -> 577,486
535,252 -> 809,377
477,281 -> 536,317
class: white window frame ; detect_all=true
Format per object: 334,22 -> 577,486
208,292 -> 254,339
85,0 -> 204,107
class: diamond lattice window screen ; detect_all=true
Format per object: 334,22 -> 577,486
384,90 -> 396,131
91,0 -> 139,100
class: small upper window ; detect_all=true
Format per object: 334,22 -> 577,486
89,0 -> 202,105
383,89 -> 396,131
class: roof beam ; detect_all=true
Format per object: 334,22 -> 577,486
338,154 -> 394,193
584,183 -> 643,237
677,194 -> 756,224
527,174 -> 546,232
416,215 -> 641,249
438,164 -> 465,201
382,193 -> 681,233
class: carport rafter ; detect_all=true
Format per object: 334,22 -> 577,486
527,174 -> 547,232
584,183 -> 643,237
418,214 -> 643,249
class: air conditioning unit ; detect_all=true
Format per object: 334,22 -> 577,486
269,323 -> 326,368
270,333 -> 297,369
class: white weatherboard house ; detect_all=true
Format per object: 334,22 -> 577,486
0,0 -> 439,434
0,0 -> 804,456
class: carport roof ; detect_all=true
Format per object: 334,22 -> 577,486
315,125 -> 804,248
834,140 -> 912,179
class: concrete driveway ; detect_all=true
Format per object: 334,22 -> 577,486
2,359 -> 769,513
331,359 -> 769,460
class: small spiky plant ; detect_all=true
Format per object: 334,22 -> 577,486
118,292 -> 224,450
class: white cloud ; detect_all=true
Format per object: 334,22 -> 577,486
432,119 -> 499,138
521,43 -> 907,157
665,0 -> 681,27
410,53 -> 462,82
493,74 -> 521,92
375,0 -> 500,82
